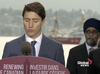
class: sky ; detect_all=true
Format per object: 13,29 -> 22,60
0,0 -> 100,13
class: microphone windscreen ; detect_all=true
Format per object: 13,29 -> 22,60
21,41 -> 32,55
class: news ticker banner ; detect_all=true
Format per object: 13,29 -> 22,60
0,56 -> 70,74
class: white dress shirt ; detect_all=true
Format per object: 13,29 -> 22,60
25,33 -> 43,57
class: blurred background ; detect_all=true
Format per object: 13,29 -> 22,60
0,0 -> 100,66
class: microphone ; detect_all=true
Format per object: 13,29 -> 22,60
21,41 -> 32,56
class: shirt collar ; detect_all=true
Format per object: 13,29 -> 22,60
25,33 -> 43,44
85,42 -> 98,51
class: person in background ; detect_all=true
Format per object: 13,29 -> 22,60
66,18 -> 100,74
87,34 -> 100,74
2,1 -> 65,66
87,47 -> 100,74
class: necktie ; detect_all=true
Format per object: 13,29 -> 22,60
31,41 -> 36,56
89,48 -> 94,53
89,48 -> 94,51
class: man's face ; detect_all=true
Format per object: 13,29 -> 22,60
23,11 -> 45,39
85,27 -> 100,46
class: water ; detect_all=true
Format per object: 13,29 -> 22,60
0,36 -> 78,66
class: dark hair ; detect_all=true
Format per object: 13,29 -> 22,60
22,2 -> 46,20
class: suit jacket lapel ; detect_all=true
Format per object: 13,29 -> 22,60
39,35 -> 50,56
80,43 -> 100,61
80,43 -> 88,61
19,34 -> 26,44
18,34 -> 26,55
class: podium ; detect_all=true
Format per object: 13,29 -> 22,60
0,56 -> 70,74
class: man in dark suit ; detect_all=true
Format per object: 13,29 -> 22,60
2,2 -> 65,66
87,48 -> 100,74
66,18 -> 100,74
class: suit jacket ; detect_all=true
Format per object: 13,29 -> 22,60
2,34 -> 65,66
67,43 -> 89,74
87,47 -> 100,74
